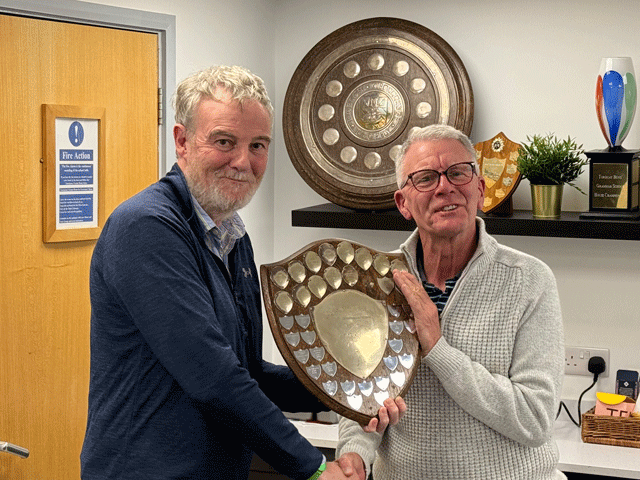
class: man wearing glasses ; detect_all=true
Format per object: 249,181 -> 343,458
336,124 -> 566,480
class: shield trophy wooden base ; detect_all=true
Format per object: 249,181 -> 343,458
260,239 -> 420,425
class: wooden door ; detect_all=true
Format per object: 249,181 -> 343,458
0,14 -> 159,479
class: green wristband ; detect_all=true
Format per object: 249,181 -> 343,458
307,455 -> 327,480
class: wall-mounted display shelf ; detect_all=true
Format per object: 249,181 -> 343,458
292,203 -> 640,241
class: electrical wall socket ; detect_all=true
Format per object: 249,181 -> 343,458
565,346 -> 609,377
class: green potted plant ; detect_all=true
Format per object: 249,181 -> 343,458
517,133 -> 588,219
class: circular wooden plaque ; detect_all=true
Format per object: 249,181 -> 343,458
283,17 -> 474,210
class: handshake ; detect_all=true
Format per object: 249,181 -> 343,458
318,397 -> 406,480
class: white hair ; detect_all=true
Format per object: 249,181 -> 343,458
394,124 -> 477,188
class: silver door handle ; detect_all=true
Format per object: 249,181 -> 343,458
0,441 -> 29,458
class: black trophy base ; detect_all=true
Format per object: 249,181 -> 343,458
585,148 -> 640,217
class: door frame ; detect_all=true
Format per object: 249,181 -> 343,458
0,0 -> 175,175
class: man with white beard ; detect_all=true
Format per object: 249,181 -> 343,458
80,65 -> 404,480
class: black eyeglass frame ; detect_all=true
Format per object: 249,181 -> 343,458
401,162 -> 477,192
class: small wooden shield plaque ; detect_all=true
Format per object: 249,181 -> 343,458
475,132 -> 522,215
260,239 -> 420,425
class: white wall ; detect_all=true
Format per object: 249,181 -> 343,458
75,0 -> 640,402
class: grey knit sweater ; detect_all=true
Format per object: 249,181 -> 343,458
337,218 -> 566,479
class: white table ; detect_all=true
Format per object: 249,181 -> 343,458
293,416 -> 640,478
555,416 -> 640,478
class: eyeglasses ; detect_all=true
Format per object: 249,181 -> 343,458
401,162 -> 476,192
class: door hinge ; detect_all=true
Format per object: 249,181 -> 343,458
158,87 -> 164,125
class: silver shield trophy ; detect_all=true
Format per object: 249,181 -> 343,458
260,239 -> 420,425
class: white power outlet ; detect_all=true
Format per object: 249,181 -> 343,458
565,346 -> 609,377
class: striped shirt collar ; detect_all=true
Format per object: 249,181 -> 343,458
416,240 -> 460,315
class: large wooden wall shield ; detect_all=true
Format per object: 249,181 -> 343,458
283,17 -> 474,210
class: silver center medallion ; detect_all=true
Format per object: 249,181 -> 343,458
343,80 -> 406,145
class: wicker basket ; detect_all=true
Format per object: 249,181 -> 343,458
581,407 -> 640,448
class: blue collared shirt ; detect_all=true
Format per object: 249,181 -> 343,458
191,196 -> 246,268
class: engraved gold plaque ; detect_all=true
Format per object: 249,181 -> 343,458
283,17 -> 474,210
260,239 -> 420,425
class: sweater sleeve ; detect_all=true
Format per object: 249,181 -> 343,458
254,359 -> 327,413
425,259 -> 564,448
98,209 -> 323,479
336,416 -> 383,478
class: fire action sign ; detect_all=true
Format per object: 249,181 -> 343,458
55,118 -> 99,229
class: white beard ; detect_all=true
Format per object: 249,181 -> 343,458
185,168 -> 261,221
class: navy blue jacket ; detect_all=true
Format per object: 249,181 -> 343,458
81,164 -> 325,479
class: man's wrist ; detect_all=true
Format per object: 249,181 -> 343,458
307,454 -> 326,480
